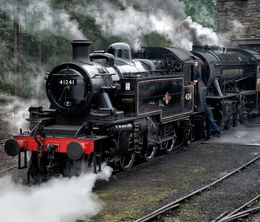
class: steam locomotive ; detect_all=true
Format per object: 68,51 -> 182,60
4,40 -> 260,182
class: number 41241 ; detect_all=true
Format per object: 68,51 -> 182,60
59,79 -> 76,85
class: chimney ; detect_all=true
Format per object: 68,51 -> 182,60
71,40 -> 92,62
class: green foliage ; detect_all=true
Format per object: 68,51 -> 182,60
181,0 -> 217,29
0,12 -> 13,94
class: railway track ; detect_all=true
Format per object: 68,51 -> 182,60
134,155 -> 260,222
214,194 -> 260,222
0,165 -> 17,174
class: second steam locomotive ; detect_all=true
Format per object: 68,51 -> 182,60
4,40 -> 260,182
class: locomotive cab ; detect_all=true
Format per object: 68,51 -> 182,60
135,46 -> 207,113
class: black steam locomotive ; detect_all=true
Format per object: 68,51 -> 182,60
4,40 -> 260,182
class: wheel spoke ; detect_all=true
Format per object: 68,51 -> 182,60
119,152 -> 135,170
143,145 -> 157,161
164,137 -> 176,153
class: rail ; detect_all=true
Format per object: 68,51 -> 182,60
214,194 -> 260,222
134,155 -> 260,222
0,165 -> 17,174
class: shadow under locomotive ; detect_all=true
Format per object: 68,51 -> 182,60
4,40 -> 260,182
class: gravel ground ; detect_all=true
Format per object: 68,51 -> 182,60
248,213 -> 260,222
0,145 -> 17,171
0,120 -> 16,171
243,198 -> 260,222
0,146 -> 27,183
162,159 -> 260,222
90,140 -> 260,222
89,118 -> 260,222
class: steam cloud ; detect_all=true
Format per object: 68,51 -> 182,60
74,0 -> 246,50
0,0 -> 247,50
26,0 -> 85,40
218,19 -> 247,47
77,0 -> 220,49
0,0 -> 85,40
1,69 -> 49,134
1,94 -> 49,135
0,165 -> 113,222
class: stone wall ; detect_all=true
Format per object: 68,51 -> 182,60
217,0 -> 260,50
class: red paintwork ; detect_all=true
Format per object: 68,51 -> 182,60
13,136 -> 94,154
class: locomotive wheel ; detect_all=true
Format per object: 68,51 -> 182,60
143,145 -> 157,161
164,137 -> 176,154
119,152 -> 136,170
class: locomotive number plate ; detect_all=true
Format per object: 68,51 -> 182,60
58,79 -> 77,86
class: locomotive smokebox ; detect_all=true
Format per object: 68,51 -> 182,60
71,40 -> 92,62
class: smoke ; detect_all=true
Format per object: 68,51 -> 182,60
26,0 -> 85,40
230,20 -> 246,37
218,20 -> 247,47
0,94 -> 49,135
75,0 -> 220,50
0,63 -> 49,135
0,165 -> 113,222
0,0 -> 85,40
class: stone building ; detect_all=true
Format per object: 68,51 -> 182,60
217,0 -> 260,51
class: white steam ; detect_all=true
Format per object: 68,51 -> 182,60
1,66 -> 49,135
230,20 -> 246,37
26,0 -> 85,40
77,0 -> 220,49
1,95 -> 49,135
218,19 -> 247,46
0,0 -> 246,50
0,165 -> 113,222
0,0 -> 85,40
